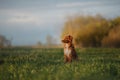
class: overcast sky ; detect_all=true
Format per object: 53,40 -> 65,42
0,0 -> 120,45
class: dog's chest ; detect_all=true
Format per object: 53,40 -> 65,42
64,44 -> 71,56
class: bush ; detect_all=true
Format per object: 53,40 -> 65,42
102,25 -> 120,48
61,15 -> 120,47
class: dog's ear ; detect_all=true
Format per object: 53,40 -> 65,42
68,35 -> 73,42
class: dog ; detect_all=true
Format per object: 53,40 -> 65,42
61,35 -> 78,63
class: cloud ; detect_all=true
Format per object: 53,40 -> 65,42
56,1 -> 101,8
0,9 -> 65,27
8,15 -> 38,24
0,9 -> 64,45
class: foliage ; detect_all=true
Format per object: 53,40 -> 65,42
0,34 -> 12,48
61,15 -> 120,47
0,48 -> 120,80
102,25 -> 120,47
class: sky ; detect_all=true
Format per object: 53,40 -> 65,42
0,0 -> 120,46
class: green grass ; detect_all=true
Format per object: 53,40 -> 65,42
0,48 -> 120,80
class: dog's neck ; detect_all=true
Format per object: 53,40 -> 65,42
64,42 -> 73,48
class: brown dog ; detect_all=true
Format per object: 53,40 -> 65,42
61,35 -> 78,63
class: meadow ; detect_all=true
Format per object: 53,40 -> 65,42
0,48 -> 120,80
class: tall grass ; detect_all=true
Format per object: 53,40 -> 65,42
0,48 -> 120,80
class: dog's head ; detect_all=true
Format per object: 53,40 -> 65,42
62,35 -> 73,43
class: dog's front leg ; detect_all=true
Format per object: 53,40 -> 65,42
68,54 -> 72,62
64,55 -> 68,63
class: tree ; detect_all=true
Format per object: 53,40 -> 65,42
0,34 -> 12,48
61,15 -> 109,47
61,15 -> 120,47
102,25 -> 120,48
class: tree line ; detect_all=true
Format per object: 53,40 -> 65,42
61,15 -> 120,48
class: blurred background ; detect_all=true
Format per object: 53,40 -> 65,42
0,0 -> 120,48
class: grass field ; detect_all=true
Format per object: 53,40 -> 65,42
0,48 -> 120,80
